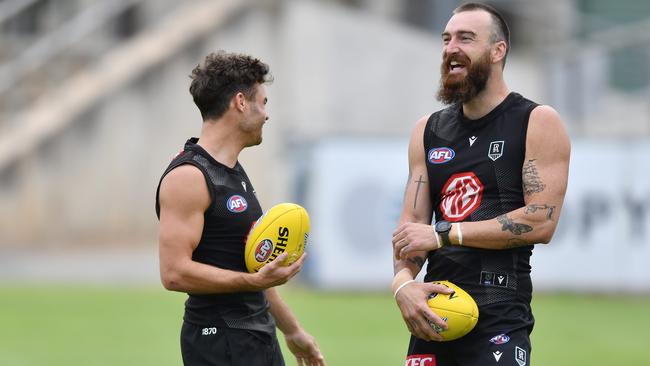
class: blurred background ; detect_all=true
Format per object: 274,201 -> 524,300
1,0 -> 649,365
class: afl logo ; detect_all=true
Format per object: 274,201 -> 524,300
227,195 -> 248,213
428,147 -> 455,164
489,334 -> 510,345
254,239 -> 273,262
440,172 -> 484,221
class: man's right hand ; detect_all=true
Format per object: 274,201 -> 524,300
251,252 -> 306,289
394,281 -> 453,342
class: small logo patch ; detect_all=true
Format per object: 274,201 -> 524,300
515,346 -> 527,366
493,351 -> 503,362
254,239 -> 273,262
226,195 -> 248,213
469,136 -> 477,146
405,354 -> 436,366
428,147 -> 455,164
488,141 -> 505,161
490,334 -> 510,345
480,271 -> 509,287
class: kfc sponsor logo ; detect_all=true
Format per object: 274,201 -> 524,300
440,172 -> 483,221
405,354 -> 436,366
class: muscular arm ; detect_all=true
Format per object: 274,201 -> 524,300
450,105 -> 570,249
391,116 -> 452,342
450,106 -> 570,248
394,106 -> 570,258
393,116 -> 433,282
158,165 -> 302,294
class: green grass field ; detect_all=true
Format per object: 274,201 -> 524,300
1,283 -> 649,365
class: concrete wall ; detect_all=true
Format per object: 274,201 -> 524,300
0,0 -> 548,248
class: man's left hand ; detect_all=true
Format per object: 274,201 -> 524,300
284,329 -> 326,366
393,222 -> 439,259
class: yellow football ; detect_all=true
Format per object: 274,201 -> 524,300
244,203 -> 310,273
427,280 -> 479,341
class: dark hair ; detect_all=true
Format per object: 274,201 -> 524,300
189,51 -> 272,121
454,2 -> 510,66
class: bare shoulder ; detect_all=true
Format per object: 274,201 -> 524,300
159,164 -> 210,212
527,105 -> 571,156
409,114 -> 431,143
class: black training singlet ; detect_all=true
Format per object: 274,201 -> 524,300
155,138 -> 275,334
423,92 -> 539,333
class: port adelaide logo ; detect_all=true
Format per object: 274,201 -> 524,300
226,195 -> 248,213
488,141 -> 505,161
428,147 -> 455,164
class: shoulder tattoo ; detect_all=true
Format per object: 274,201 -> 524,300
522,159 -> 546,196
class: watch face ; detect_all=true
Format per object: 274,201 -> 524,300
436,220 -> 451,233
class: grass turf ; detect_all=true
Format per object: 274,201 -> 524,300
0,284 -> 648,365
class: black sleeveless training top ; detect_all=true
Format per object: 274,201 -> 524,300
155,138 -> 275,333
423,92 -> 539,333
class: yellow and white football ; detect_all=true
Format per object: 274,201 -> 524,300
427,280 -> 479,341
244,203 -> 310,273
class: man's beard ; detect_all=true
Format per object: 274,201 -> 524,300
436,51 -> 491,105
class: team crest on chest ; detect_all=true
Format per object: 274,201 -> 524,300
440,172 -> 484,221
226,195 -> 248,213
488,141 -> 505,161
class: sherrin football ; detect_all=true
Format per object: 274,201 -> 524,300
244,203 -> 310,273
427,280 -> 479,341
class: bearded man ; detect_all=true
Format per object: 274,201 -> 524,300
391,3 -> 570,366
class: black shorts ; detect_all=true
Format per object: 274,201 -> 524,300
180,321 -> 285,366
406,326 -> 531,366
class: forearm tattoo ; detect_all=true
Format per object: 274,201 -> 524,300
413,175 -> 426,210
505,238 -> 532,248
522,159 -> 546,196
407,255 -> 425,269
394,255 -> 425,274
497,214 -> 533,235
524,204 -> 556,221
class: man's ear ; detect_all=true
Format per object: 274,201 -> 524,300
233,92 -> 246,112
491,41 -> 507,64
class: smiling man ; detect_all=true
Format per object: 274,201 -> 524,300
156,51 -> 325,366
391,3 -> 570,366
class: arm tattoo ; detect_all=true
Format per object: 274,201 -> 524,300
393,255 -> 425,273
496,214 -> 533,235
505,238 -> 532,248
524,204 -> 556,221
407,255 -> 425,270
522,159 -> 546,196
413,175 -> 426,210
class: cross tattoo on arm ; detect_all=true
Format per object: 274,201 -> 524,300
413,175 -> 426,210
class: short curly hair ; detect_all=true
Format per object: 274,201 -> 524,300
189,51 -> 272,120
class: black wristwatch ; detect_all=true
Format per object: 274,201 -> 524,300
434,220 -> 452,247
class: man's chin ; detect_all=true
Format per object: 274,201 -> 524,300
251,136 -> 263,147
442,74 -> 466,89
